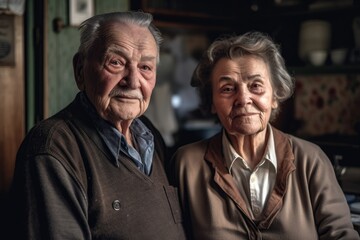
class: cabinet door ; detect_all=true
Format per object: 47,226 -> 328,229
0,15 -> 25,195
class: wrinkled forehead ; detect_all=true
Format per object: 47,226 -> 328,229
101,21 -> 156,48
88,21 -> 158,60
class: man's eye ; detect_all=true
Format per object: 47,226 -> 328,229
223,86 -> 235,92
105,58 -> 125,73
140,65 -> 151,71
110,60 -> 122,66
251,83 -> 260,88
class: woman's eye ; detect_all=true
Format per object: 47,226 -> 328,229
250,82 -> 264,93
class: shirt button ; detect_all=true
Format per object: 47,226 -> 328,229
112,200 -> 121,211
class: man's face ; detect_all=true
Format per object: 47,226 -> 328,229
77,22 -> 158,127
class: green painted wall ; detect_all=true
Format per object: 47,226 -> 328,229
26,0 -> 129,130
46,0 -> 130,117
47,0 -> 79,117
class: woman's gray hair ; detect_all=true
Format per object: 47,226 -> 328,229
77,11 -> 163,62
191,31 -> 295,121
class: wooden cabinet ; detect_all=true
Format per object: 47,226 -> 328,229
131,0 -> 242,32
0,14 -> 25,196
131,1 -> 360,163
132,0 -> 360,73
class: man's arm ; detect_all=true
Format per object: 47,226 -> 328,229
6,154 -> 90,239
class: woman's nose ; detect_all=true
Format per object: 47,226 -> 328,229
235,87 -> 252,107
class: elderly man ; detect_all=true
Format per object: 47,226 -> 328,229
5,11 -> 185,240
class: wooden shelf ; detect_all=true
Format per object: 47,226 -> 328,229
289,65 -> 360,75
132,1 -> 360,74
142,8 -> 238,32
141,8 -> 231,20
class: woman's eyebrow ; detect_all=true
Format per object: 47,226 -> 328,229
247,74 -> 263,80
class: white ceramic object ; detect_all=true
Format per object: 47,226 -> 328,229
308,50 -> 327,66
299,20 -> 331,61
330,48 -> 347,65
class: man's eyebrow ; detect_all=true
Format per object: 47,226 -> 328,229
105,46 -> 156,61
218,76 -> 233,82
106,46 -> 127,57
247,74 -> 263,80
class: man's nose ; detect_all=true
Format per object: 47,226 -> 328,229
124,67 -> 141,88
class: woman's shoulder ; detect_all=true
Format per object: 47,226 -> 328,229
175,138 -> 210,159
172,133 -> 221,168
287,134 -> 323,154
284,132 -> 332,169
272,126 -> 322,153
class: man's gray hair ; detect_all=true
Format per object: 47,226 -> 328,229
77,11 -> 163,62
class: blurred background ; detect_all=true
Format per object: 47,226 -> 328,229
1,1 -> 360,224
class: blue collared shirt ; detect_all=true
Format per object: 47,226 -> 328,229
79,92 -> 154,175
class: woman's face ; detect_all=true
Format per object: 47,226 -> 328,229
211,55 -> 278,137
76,22 -> 158,126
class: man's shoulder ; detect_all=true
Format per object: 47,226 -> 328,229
20,111 -> 78,156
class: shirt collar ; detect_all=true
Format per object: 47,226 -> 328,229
222,125 -> 277,173
265,126 -> 277,171
78,92 -> 154,174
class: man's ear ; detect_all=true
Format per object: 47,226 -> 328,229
73,52 -> 85,90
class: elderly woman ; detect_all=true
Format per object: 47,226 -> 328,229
169,32 -> 359,239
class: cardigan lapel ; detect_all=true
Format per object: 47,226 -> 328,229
204,133 -> 252,218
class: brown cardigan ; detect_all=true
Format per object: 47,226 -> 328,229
171,127 -> 359,240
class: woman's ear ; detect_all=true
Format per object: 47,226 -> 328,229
272,99 -> 279,109
73,52 -> 85,90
